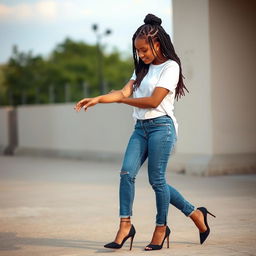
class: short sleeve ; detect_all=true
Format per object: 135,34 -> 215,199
156,61 -> 180,93
130,70 -> 136,80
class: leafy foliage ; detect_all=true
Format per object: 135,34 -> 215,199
0,38 -> 133,106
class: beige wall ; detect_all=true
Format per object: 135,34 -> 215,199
209,0 -> 256,154
16,103 -> 134,160
172,0 -> 256,174
172,0 -> 213,155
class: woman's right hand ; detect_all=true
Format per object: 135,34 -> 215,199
74,97 -> 100,112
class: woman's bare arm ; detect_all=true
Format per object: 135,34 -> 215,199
74,80 -> 134,112
98,79 -> 134,103
120,87 -> 171,108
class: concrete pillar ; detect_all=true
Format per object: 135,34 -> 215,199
171,0 -> 256,175
0,107 -> 9,153
0,107 -> 18,155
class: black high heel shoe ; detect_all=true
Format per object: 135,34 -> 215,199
144,225 -> 171,251
104,221 -> 136,250
197,207 -> 216,244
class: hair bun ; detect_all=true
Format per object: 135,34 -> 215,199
144,14 -> 162,26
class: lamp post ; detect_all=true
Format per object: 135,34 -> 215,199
92,24 -> 112,94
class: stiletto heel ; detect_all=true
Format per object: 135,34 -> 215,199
130,235 -> 134,250
144,226 -> 171,251
206,210 -> 216,218
104,221 -> 136,250
197,207 -> 216,244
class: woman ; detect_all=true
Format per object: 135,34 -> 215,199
74,13 -> 215,251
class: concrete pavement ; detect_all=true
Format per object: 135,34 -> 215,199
0,155 -> 255,256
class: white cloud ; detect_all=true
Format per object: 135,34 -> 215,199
35,1 -> 58,21
17,4 -> 33,19
0,0 -> 92,22
0,4 -> 12,17
0,1 -> 56,22
0,0 -> 173,63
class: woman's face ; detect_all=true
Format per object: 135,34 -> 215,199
134,37 -> 162,65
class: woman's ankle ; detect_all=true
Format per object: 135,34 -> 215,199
155,225 -> 167,232
189,209 -> 207,232
120,217 -> 131,222
119,217 -> 131,227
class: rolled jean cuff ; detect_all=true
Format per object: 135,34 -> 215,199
119,215 -> 131,218
156,223 -> 167,226
187,207 -> 196,217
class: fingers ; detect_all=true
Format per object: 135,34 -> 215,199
83,103 -> 89,111
83,101 -> 95,111
74,98 -> 88,112
74,98 -> 96,112
74,103 -> 82,112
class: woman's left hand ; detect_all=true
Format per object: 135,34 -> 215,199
74,97 -> 100,112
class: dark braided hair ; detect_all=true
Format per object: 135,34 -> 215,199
132,14 -> 189,101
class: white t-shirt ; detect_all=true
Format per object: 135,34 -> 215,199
130,59 -> 179,136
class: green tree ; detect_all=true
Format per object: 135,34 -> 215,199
2,46 -> 47,105
1,38 -> 133,106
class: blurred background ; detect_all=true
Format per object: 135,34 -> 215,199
0,0 -> 173,103
0,2 -> 256,255
0,0 -> 255,175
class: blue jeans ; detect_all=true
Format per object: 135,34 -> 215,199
119,115 -> 195,226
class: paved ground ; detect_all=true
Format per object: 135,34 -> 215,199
0,155 -> 255,256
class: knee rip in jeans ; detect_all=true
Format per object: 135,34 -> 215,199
120,170 -> 129,175
120,171 -> 136,183
150,182 -> 166,188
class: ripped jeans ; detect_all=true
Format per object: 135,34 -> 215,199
119,115 -> 195,226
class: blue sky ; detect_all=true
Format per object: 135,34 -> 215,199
0,0 -> 173,64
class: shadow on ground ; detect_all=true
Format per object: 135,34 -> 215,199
0,232 -> 197,253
